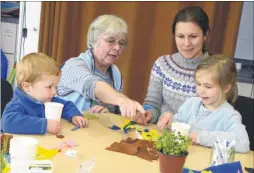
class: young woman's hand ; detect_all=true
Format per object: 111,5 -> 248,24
132,110 -> 152,125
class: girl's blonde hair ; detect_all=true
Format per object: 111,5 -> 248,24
16,53 -> 60,88
194,54 -> 238,104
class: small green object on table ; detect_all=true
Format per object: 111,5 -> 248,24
82,112 -> 99,120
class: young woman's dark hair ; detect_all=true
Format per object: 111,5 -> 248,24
172,6 -> 210,52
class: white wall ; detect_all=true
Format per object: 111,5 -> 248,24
234,1 -> 254,60
19,2 -> 41,58
8,2 -> 41,88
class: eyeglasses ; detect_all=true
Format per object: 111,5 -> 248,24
101,37 -> 127,48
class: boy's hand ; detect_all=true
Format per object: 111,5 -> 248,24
72,116 -> 88,128
89,105 -> 109,113
47,120 -> 61,134
157,112 -> 173,131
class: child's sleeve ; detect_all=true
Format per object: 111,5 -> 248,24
52,97 -> 83,122
197,112 -> 250,153
2,102 -> 47,134
172,98 -> 194,123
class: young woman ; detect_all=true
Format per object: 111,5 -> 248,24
143,6 -> 210,129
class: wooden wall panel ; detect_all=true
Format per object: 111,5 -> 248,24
223,2 -> 243,57
39,2 -> 243,103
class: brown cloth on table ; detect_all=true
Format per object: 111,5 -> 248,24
106,137 -> 158,162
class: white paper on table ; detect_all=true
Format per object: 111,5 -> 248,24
76,158 -> 96,173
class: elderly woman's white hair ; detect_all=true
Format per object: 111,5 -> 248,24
87,14 -> 128,49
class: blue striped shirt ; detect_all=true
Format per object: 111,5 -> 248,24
57,49 -> 123,113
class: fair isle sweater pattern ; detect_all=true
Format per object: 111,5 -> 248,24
152,55 -> 196,98
144,52 -> 208,123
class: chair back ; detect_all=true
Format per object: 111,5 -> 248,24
234,96 -> 254,151
1,79 -> 13,117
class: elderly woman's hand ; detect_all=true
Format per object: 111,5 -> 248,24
89,105 -> 109,113
118,96 -> 146,119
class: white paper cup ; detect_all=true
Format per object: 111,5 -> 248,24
10,137 -> 38,160
10,137 -> 39,173
44,102 -> 64,121
171,122 -> 191,136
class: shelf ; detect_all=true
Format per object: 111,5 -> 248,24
234,59 -> 254,84
1,16 -> 19,24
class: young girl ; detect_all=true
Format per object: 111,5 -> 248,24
169,54 -> 250,153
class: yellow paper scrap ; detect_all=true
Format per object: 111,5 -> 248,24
120,119 -> 159,141
3,166 -> 11,173
36,146 -> 60,160
142,129 -> 159,141
135,127 -> 142,131
118,119 -> 132,129
124,119 -> 131,124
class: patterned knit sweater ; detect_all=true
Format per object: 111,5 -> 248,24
144,52 -> 208,123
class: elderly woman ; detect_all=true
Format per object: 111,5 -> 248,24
57,15 -> 145,119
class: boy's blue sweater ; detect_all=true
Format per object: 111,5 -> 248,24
2,87 -> 82,134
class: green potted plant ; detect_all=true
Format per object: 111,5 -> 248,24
155,129 -> 192,173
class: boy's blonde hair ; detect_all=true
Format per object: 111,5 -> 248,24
194,54 -> 238,104
16,53 -> 60,88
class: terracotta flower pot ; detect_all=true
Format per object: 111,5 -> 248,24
158,151 -> 187,173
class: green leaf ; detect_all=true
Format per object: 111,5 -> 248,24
154,129 -> 192,156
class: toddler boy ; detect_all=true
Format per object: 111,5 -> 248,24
2,53 -> 88,134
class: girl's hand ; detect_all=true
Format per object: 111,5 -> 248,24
157,112 -> 173,131
190,132 -> 198,144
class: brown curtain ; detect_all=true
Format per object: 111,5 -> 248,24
39,1 -> 243,103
